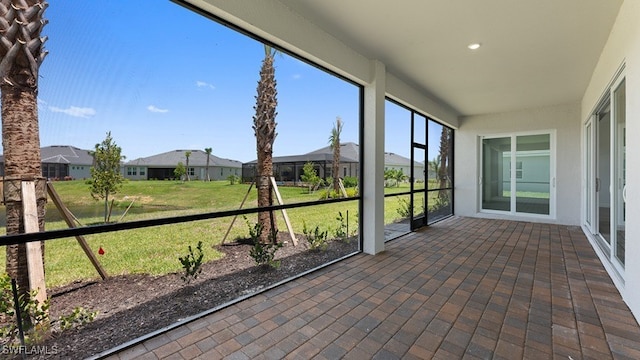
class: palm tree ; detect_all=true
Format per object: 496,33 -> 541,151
329,116 -> 343,193
0,0 -> 49,301
185,150 -> 192,181
253,44 -> 278,243
437,127 -> 451,201
204,147 -> 212,181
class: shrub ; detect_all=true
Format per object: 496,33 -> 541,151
334,211 -> 348,242
58,307 -> 98,331
178,241 -> 204,284
303,222 -> 328,251
249,228 -> 283,269
0,275 -> 50,346
342,176 -> 358,188
227,174 -> 241,185
396,197 -> 411,218
245,218 -> 282,269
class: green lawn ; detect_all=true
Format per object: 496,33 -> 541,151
0,180 -> 443,287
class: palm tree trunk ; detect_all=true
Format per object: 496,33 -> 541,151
2,84 -> 46,300
253,47 -> 278,243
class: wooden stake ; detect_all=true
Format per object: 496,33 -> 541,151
221,181 -> 254,245
47,183 -> 108,280
21,181 -> 47,304
270,177 -> 298,246
339,178 -> 348,198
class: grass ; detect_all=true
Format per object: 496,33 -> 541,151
0,180 -> 446,287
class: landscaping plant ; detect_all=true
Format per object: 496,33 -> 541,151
178,241 -> 204,284
0,275 -> 50,346
58,307 -> 98,331
334,211 -> 349,242
227,174 -> 241,185
247,222 -> 282,269
396,197 -> 411,218
303,222 -> 328,251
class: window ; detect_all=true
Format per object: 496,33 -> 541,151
188,168 -> 195,176
515,161 -> 523,179
481,132 -> 554,216
139,168 -> 146,176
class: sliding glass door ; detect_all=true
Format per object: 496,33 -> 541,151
586,76 -> 625,272
481,132 -> 554,216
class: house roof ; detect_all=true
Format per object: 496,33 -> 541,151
41,145 -> 94,165
246,142 -> 422,167
125,150 -> 242,168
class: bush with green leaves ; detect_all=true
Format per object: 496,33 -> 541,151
178,241 -> 204,284
0,274 -> 50,346
58,307 -> 98,331
334,211 -> 348,242
245,219 -> 282,269
342,176 -> 358,188
227,174 -> 241,185
300,161 -> 322,193
303,222 -> 328,251
396,197 -> 411,218
317,187 -> 358,200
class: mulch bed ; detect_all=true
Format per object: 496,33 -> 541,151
12,235 -> 358,360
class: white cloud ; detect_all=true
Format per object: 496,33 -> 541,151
147,105 -> 169,113
196,80 -> 215,90
49,106 -> 96,118
292,74 -> 302,80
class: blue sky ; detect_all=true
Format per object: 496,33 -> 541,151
3,1 -> 444,164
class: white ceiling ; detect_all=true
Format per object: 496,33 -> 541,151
277,0 -> 623,116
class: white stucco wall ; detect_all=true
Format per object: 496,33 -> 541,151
455,103 -> 581,225
581,0 -> 640,322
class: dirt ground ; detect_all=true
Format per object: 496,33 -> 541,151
20,235 -> 358,360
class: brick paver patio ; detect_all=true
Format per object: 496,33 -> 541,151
104,217 -> 640,359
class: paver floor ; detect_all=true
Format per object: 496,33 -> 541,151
105,217 -> 640,359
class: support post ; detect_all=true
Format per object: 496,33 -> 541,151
221,181 -> 254,244
270,177 -> 298,246
362,60 -> 386,254
22,181 -> 46,304
46,183 -> 108,280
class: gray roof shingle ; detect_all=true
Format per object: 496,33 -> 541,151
245,142 -> 419,167
40,145 -> 94,165
125,150 -> 242,168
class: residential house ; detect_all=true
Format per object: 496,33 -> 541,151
242,142 -> 424,184
124,149 -> 242,181
0,145 -> 93,180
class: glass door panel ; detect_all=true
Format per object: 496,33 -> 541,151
482,137 -> 511,211
613,79 -> 626,266
411,146 -> 426,230
585,120 -> 594,231
597,108 -> 611,245
515,134 -> 550,215
427,121 -> 454,223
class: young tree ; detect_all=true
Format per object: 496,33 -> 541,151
1,0 -> 49,301
174,162 -> 186,182
393,168 -> 407,187
300,161 -> 321,193
328,117 -> 343,193
89,132 -> 125,223
185,150 -> 192,181
253,45 -> 278,243
204,147 -> 212,181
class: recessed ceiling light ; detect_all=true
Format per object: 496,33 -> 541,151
468,43 -> 481,50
